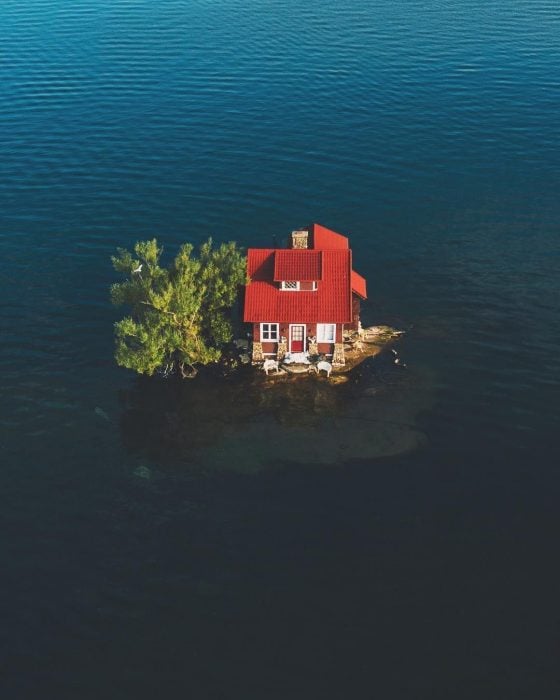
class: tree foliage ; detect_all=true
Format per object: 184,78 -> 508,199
111,238 -> 247,376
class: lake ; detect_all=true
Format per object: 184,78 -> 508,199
1,1 -> 560,697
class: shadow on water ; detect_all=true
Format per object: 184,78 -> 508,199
118,350 -> 433,473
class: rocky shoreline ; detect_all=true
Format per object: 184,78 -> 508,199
243,325 -> 405,380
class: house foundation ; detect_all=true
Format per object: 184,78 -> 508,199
277,338 -> 288,362
332,343 -> 346,365
251,341 -> 264,363
307,340 -> 318,357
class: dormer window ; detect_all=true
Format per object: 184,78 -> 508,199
273,250 -> 322,291
280,280 -> 317,291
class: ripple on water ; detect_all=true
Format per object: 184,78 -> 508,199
1,0 -> 560,460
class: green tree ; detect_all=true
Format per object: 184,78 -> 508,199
111,238 -> 247,377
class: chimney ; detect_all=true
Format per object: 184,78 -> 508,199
291,229 -> 309,249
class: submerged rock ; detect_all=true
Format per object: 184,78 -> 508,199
119,348 -> 433,473
94,407 -> 111,421
133,465 -> 152,479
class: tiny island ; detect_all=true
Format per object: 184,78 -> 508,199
110,223 -> 401,380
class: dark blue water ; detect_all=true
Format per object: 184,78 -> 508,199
2,1 -> 560,697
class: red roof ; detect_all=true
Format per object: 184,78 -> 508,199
273,249 -> 322,281
311,223 -> 349,250
351,270 -> 367,299
244,224 -> 367,324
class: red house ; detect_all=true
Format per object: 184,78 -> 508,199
244,223 -> 367,365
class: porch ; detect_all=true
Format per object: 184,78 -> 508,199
251,341 -> 346,366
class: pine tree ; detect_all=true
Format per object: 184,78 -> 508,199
111,238 -> 247,377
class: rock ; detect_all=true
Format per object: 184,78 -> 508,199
329,375 -> 349,384
362,325 -> 404,343
133,465 -> 152,480
94,407 -> 110,421
283,363 -> 311,374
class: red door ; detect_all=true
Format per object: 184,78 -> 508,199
290,325 -> 305,352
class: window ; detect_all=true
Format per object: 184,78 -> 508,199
317,323 -> 336,343
260,323 -> 279,341
281,281 -> 299,290
280,281 -> 318,291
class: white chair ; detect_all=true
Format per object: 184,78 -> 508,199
316,360 -> 332,377
263,359 -> 279,375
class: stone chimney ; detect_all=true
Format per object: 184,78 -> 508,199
291,229 -> 309,249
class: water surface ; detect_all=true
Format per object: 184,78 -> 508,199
1,1 -> 560,697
